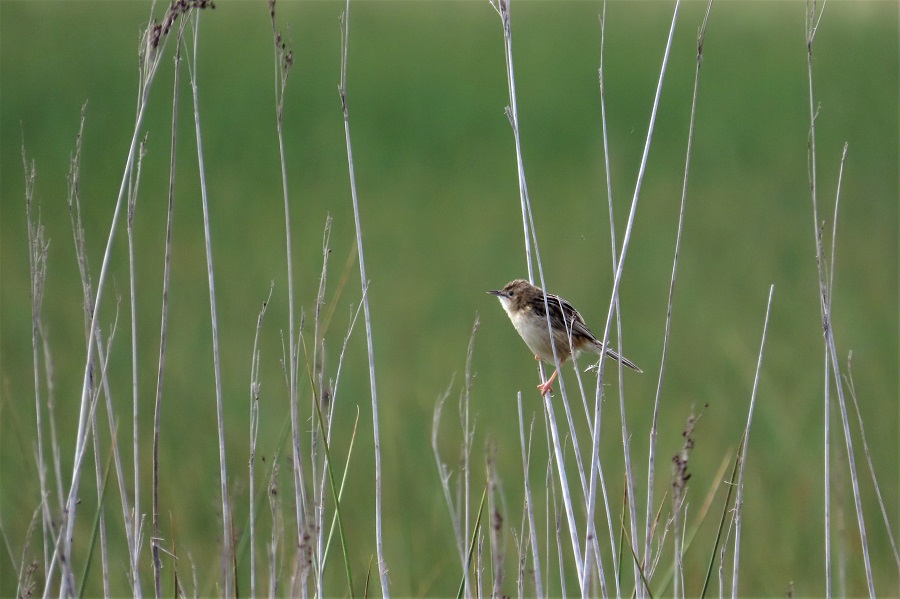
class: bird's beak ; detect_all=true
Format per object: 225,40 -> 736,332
487,290 -> 503,296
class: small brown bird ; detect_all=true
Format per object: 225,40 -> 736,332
489,279 -> 641,395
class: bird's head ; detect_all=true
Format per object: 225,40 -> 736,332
487,279 -> 535,312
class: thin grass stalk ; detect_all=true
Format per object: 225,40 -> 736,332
432,380 -> 466,571
83,282 -> 134,597
186,11 -> 233,596
44,373 -> 107,597
432,320 -> 479,598
490,0 -> 533,279
152,14 -> 186,597
323,296 -> 365,443
805,3 -> 875,596
830,388 -> 847,598
300,326 -> 327,593
462,319 -> 479,599
668,495 -> 685,595
541,389 -> 584,590
643,0 -> 712,574
516,396 -> 543,599
594,8 -> 624,591
237,411 -> 290,580
84,392 -> 109,594
250,285 -> 274,599
821,219 -> 874,596
338,3 -> 389,594
644,490 -> 670,581
494,7 -> 586,589
532,348 -> 604,592
594,452 -> 617,594
540,363 -> 604,595
590,5 -> 630,592
6,506 -> 41,597
543,453 -> 551,593
66,108 -> 138,595
556,352 -> 609,588
516,512 -> 525,599
78,443 -> 114,599
730,285 -> 774,596
489,1 -> 586,588
486,447 -> 504,598
59,19 -> 169,593
38,320 -> 65,517
619,517 -> 653,599
538,410 -> 551,592
73,315 -> 119,598
673,492 -> 685,599
566,355 -> 614,591
23,149 -> 53,581
550,469 -> 566,598
591,5 -> 682,598
652,452 -> 726,595
490,0 -> 559,406
460,382 -> 471,599
126,131 -> 148,599
267,2 -> 308,561
307,371 -> 355,598
844,358 -> 900,573
672,407 -> 703,599
89,412 -> 110,597
456,487 -> 487,599
268,463 -> 282,598
716,512 -> 734,599
312,217 -> 334,597
320,408 -> 361,571
700,436 -> 743,599
806,3 -> 832,594
826,143 -> 847,311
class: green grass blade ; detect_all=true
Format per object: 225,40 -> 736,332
457,486 -> 487,599
700,432 -> 745,599
78,446 -> 114,599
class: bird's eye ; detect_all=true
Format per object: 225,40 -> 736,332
507,290 -> 514,298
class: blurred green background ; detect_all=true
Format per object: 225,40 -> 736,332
1,0 -> 897,596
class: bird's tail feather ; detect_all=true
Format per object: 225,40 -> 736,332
584,344 -> 643,373
604,348 -> 642,373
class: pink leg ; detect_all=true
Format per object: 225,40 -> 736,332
537,369 -> 560,396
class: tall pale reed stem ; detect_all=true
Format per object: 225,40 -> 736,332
188,11 -> 233,596
805,2 -> 875,596
643,0 -> 713,573
589,5 -> 681,598
54,17 -> 168,598
339,2 -> 388,594
730,285 -> 775,597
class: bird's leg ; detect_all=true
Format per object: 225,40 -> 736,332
534,355 -> 541,361
537,368 -> 560,396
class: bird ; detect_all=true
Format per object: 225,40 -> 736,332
488,279 -> 641,395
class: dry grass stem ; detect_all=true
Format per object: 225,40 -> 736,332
730,285 -> 774,597
643,0 -> 713,578
186,9 -> 233,595
339,0 -> 389,593
516,395 -> 543,598
805,2 -> 875,595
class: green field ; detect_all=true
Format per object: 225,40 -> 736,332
1,1 -> 897,596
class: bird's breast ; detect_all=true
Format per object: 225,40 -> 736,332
509,308 -> 560,363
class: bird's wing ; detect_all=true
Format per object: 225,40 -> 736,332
539,292 -> 596,341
